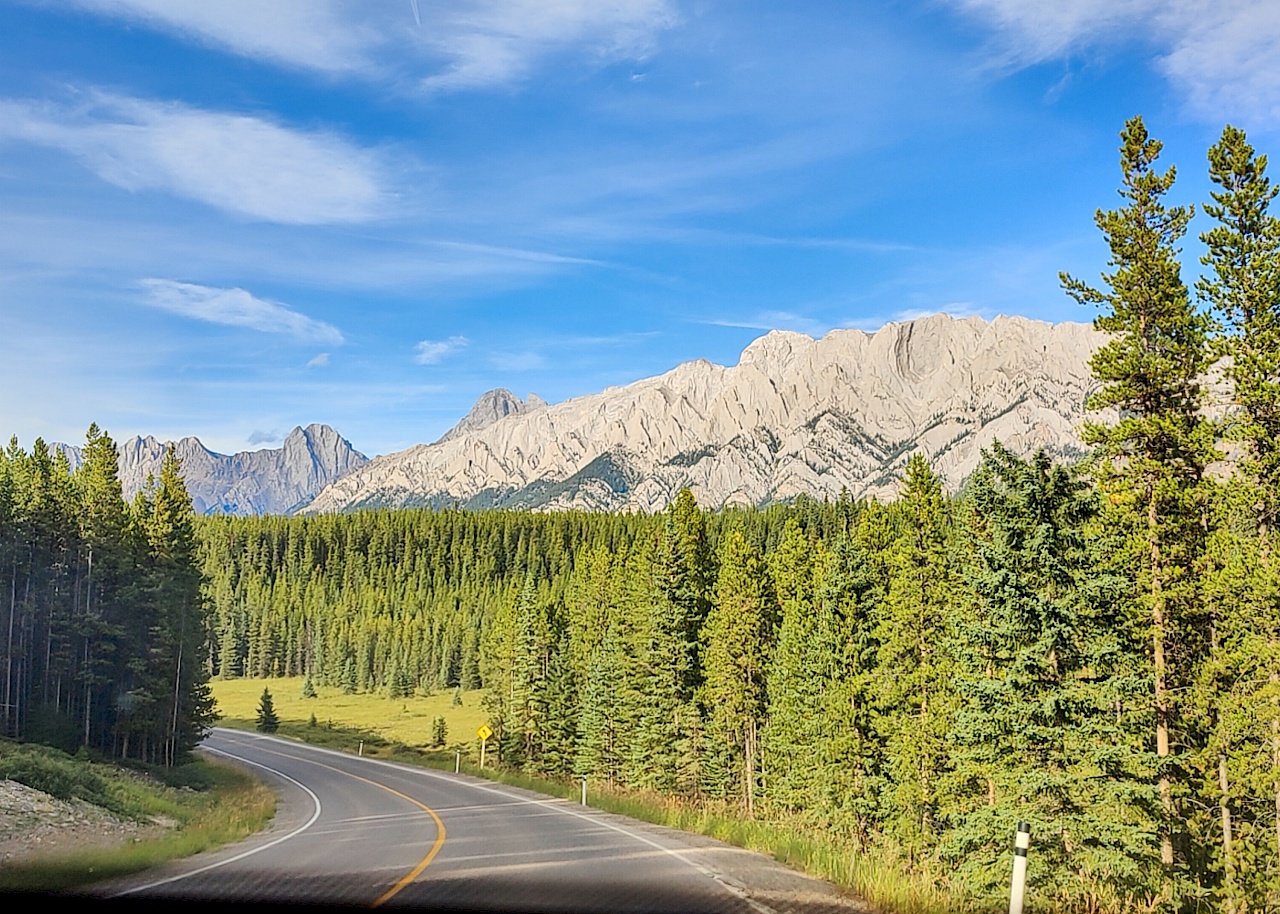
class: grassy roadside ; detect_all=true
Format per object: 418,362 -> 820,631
0,739 -> 275,892
211,678 -> 966,914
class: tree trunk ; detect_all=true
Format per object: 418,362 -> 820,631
1151,496 -> 1175,868
1219,752 -> 1235,913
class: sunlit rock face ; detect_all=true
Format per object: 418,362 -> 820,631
59,424 -> 367,516
303,314 -> 1107,514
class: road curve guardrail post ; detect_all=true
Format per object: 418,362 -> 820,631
1009,820 -> 1030,914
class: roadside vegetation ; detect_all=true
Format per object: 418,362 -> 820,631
0,738 -> 274,891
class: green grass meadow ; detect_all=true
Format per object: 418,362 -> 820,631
211,677 -> 490,759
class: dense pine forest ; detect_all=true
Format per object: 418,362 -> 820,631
5,117 -> 1280,909
0,427 -> 215,765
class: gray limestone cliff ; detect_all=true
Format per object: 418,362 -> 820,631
302,313 -> 1108,514
57,424 -> 367,516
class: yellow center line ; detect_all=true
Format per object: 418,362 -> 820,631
218,736 -> 446,907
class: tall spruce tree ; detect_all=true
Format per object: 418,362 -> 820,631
1199,123 -> 1280,906
142,449 -> 218,763
699,529 -> 773,813
944,444 -> 1158,903
761,519 -> 830,818
633,490 -> 712,795
1062,115 -> 1216,874
873,453 -> 956,856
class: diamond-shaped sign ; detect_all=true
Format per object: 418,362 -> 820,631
477,724 -> 494,741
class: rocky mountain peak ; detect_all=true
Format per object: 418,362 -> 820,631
435,388 -> 546,445
302,313 -> 1109,515
55,424 -> 367,516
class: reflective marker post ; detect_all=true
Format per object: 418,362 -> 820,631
581,779 -> 587,806
1009,821 -> 1030,914
455,749 -> 460,774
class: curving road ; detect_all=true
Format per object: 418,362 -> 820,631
92,728 -> 868,913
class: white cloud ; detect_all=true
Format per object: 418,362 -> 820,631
247,428 -> 282,445
141,279 -> 345,344
950,0 -> 1280,123
306,353 -> 331,368
417,0 -> 678,91
0,93 -> 387,224
55,0 -> 376,73
46,0 -> 678,92
414,336 -> 469,364
702,310 -> 830,336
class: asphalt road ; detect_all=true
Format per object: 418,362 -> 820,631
92,728 -> 869,913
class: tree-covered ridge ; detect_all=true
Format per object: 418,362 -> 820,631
0,425 -> 215,764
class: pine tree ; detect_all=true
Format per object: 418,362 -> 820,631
143,448 -> 218,764
256,687 -> 279,733
340,656 -> 357,694
873,453 -> 955,856
632,492 -> 712,795
761,519 -> 829,816
943,444 -> 1158,902
1199,123 -> 1280,907
699,529 -> 773,813
1062,115 -> 1216,873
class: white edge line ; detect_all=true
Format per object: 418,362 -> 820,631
211,729 -> 774,914
109,743 -> 323,897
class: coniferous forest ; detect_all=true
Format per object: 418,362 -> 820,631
6,117 -> 1280,909
0,427 -> 216,765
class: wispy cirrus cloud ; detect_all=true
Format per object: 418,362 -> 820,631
141,278 -> 345,344
0,92 -> 387,223
417,0 -> 678,91
414,336 -> 469,365
52,0 -> 376,72
44,0 -> 678,92
949,0 -> 1280,123
701,310 -> 832,337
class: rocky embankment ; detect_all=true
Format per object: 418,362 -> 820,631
0,779 -> 168,862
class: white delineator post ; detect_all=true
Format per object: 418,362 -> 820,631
581,779 -> 587,806
1009,821 -> 1030,914
455,749 -> 460,773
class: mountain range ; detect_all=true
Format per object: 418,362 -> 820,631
51,314 -> 1108,515
305,313 -> 1105,514
56,424 -> 367,516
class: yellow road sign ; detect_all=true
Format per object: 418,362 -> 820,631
477,724 -> 493,741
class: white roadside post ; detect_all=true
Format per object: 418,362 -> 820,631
455,748 -> 460,773
358,739 -> 364,758
1009,821 -> 1030,914
581,779 -> 587,806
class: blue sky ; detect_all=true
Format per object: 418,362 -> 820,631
2,0 -> 1277,456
